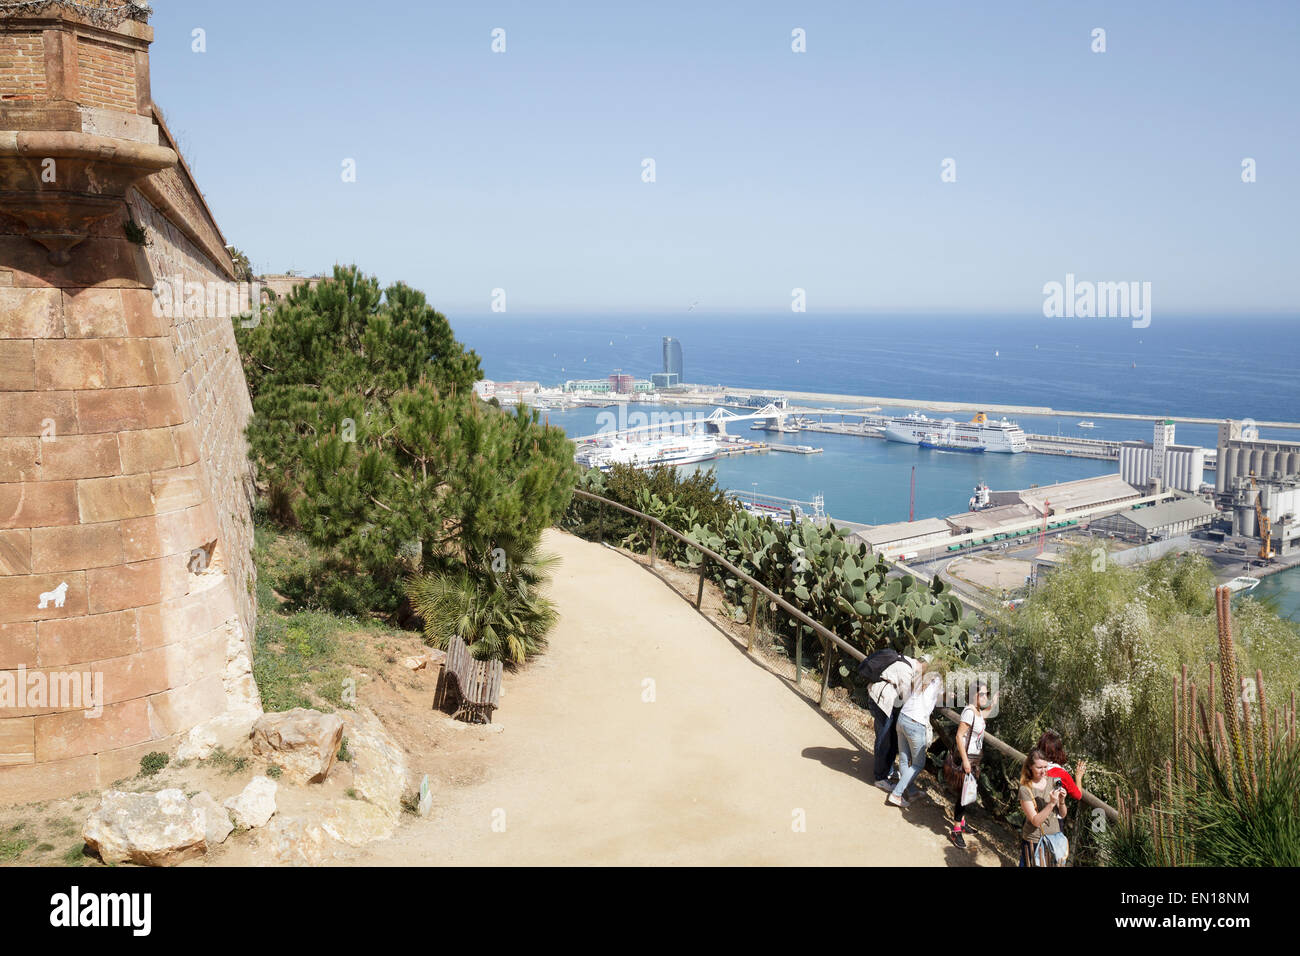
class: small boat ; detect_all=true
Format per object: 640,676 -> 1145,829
1224,576 -> 1261,596
1077,421 -> 1095,428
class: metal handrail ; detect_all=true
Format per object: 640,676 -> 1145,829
569,487 -> 1120,823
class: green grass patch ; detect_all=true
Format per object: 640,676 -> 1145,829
61,844 -> 87,866
0,836 -> 31,862
204,747 -> 248,776
251,522 -> 406,713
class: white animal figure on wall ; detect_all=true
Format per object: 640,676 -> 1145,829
37,581 -> 69,609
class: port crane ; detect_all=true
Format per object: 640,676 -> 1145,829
1249,472 -> 1275,562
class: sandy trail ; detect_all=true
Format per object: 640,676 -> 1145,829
354,528 -> 976,866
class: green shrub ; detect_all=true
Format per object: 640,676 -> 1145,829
138,752 -> 169,777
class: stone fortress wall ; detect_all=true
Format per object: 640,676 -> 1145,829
0,1 -> 260,802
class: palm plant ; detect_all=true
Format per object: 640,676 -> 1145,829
405,548 -> 559,664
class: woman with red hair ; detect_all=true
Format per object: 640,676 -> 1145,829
1036,729 -> 1087,801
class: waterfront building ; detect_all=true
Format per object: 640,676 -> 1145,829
999,474 -> 1142,516
475,379 -> 541,400
1215,419 -> 1300,495
1119,420 -> 1206,493
651,372 -> 680,388
663,336 -> 683,382
1227,472 -> 1300,555
1089,497 -> 1219,543
847,518 -> 954,560
564,378 -> 654,394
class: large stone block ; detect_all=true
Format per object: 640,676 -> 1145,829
76,473 -> 154,523
0,570 -> 88,623
0,717 -> 34,767
34,697 -> 152,762
85,558 -> 165,614
74,387 -> 146,433
0,753 -> 98,804
36,608 -> 138,667
38,433 -> 122,480
0,288 -> 62,338
117,426 -> 180,473
0,622 -> 37,668
102,338 -> 159,387
31,521 -> 124,572
0,530 -> 31,576
0,340 -> 35,389
0,438 -> 40,482
34,339 -> 106,389
0,390 -> 75,436
0,480 -> 79,529
62,288 -> 128,338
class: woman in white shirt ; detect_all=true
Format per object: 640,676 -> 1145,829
949,682 -> 997,848
887,656 -> 944,808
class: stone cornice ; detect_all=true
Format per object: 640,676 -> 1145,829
0,127 -> 175,263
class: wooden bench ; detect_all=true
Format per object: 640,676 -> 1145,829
434,636 -> 503,723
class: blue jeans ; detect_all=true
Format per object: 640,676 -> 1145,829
892,713 -> 928,799
865,698 -> 899,782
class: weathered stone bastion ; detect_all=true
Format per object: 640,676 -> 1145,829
0,0 -> 260,801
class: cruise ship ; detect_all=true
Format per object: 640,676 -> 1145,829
884,411 -> 1027,454
574,433 -> 718,470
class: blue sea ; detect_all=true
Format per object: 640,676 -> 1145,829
453,312 -> 1300,618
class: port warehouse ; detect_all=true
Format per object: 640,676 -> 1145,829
1089,497 -> 1220,542
847,475 -> 1211,562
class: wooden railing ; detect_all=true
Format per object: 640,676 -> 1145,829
570,487 -> 1119,823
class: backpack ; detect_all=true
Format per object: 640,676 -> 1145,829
857,648 -> 904,684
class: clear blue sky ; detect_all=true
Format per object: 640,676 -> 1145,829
148,1 -> 1299,315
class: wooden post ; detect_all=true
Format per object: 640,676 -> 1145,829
795,630 -> 803,686
597,504 -> 604,545
747,587 -> 759,651
820,641 -> 834,709
650,524 -> 657,568
696,556 -> 707,608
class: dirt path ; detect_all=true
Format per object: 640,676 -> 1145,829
350,529 -> 987,866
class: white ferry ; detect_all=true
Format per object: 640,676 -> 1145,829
1077,421 -> 1096,429
574,433 -> 718,470
884,411 -> 1027,454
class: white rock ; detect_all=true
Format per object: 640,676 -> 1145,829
82,789 -> 206,866
177,707 -> 260,762
224,775 -> 278,828
320,800 -> 397,847
251,708 -> 344,784
340,707 -> 407,822
189,791 -> 234,846
266,816 -> 335,866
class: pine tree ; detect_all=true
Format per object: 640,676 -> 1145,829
235,265 -> 577,614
